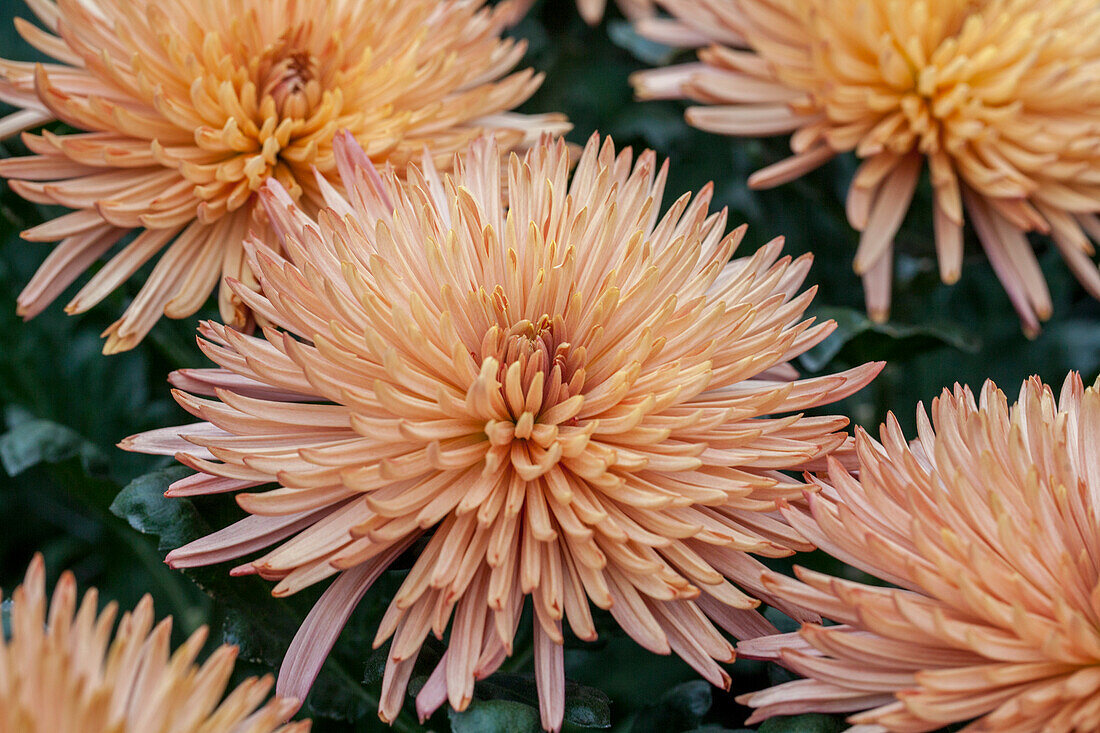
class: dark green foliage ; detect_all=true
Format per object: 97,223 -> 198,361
630,681 -> 713,733
757,716 -> 845,733
449,700 -> 543,733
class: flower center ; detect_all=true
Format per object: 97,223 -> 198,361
492,316 -> 584,433
261,48 -> 320,119
478,314 -> 589,480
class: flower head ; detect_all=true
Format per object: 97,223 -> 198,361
631,0 -> 1100,333
1,553 -> 307,733
738,372 -> 1100,731
0,0 -> 567,353
121,132 -> 880,730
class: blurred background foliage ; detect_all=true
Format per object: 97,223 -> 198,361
1,0 -> 1098,731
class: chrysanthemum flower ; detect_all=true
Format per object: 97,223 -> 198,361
631,0 -> 1100,334
737,372 -> 1100,731
121,132 -> 880,730
1,553 -> 308,733
0,0 -> 567,353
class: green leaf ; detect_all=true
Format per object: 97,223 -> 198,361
563,681 -> 612,728
109,466 -> 207,552
607,20 -> 677,65
630,680 -> 712,733
108,465 -> 421,731
363,645 -> 389,687
800,306 -> 979,372
449,699 -> 541,733
757,714 -> 846,733
470,672 -> 611,728
111,467 -> 301,664
0,409 -> 109,478
609,103 -> 692,152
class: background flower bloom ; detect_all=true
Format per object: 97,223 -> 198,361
631,0 -> 1100,334
1,553 -> 308,733
738,372 -> 1100,731
0,0 -> 567,353
122,132 -> 880,730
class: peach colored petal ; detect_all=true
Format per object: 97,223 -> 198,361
0,554 -> 307,732
742,374 -> 1100,731
632,0 -> 1100,333
123,133 -> 880,730
0,0 -> 568,351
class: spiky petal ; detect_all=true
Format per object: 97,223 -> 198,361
0,0 -> 568,352
631,0 -> 1100,334
122,132 -> 880,731
0,553 -> 308,733
739,373 -> 1100,732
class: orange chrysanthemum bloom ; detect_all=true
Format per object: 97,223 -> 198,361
121,132 -> 880,730
631,0 -> 1100,333
1,553 -> 308,733
0,0 -> 567,353
738,372 -> 1100,731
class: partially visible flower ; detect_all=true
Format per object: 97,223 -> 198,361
0,553 -> 307,733
631,0 -> 1100,334
738,373 -> 1100,731
121,132 -> 881,730
0,0 -> 567,353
